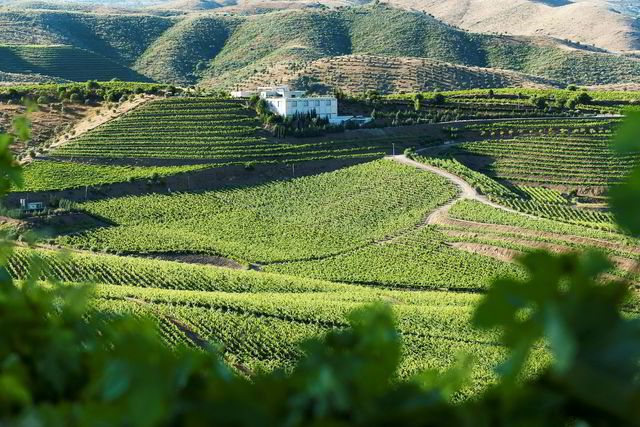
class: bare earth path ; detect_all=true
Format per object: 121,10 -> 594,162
389,154 -> 524,225
22,95 -> 158,165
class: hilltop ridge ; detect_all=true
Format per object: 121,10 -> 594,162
0,4 -> 638,89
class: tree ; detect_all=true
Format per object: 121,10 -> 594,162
531,95 -> 547,109
575,91 -> 593,104
69,93 -> 83,104
255,98 -> 270,116
86,80 -> 100,90
432,92 -> 445,105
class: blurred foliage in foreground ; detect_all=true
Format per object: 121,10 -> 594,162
0,112 -> 639,426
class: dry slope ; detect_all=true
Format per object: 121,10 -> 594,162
400,0 -> 639,52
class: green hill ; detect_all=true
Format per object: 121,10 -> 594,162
0,4 -> 638,86
135,14 -> 238,85
0,45 -> 152,82
199,5 -> 640,88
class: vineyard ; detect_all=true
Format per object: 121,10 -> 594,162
54,160 -> 459,262
413,125 -> 630,232
234,54 -> 562,96
45,97 -> 422,167
0,45 -> 150,82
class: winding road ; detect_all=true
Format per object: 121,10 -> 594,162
388,154 -> 526,225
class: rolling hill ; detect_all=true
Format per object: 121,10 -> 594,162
0,4 -> 638,88
404,0 -> 640,53
235,54 -> 564,94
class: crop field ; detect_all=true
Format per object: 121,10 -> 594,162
18,160 -> 213,192
11,247 -> 551,391
438,119 -> 636,187
44,97 -> 422,172
5,79 -> 639,403
264,226 -> 526,290
55,160 -> 459,262
0,45 -> 150,82
454,136 -> 637,186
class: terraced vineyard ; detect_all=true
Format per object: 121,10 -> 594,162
9,245 -> 551,389
6,82 -> 639,403
0,45 -> 150,82
440,119 -> 637,190
55,160 -> 459,262
47,97 -> 417,166
238,55 -> 562,95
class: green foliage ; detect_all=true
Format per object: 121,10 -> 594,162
2,6 -> 640,86
57,160 -> 458,262
0,45 -> 151,83
610,111 -> 640,236
575,91 -> 593,104
18,160 -> 211,192
47,97 -> 392,165
1,107 -> 640,426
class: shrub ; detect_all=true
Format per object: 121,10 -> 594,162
69,93 -> 83,103
86,80 -> 100,90
575,91 -> 593,104
404,147 -> 415,158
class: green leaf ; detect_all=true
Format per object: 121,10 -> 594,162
610,166 -> 640,237
544,304 -> 576,374
613,110 -> 640,154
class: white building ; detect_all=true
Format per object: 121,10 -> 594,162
232,85 -> 343,123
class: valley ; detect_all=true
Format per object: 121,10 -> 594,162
0,2 -> 639,423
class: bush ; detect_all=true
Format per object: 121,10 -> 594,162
575,91 -> 593,104
69,93 -> 83,103
86,80 -> 100,90
404,147 -> 415,159
432,93 -> 446,105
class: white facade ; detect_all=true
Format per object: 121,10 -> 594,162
266,97 -> 338,121
232,85 -> 339,122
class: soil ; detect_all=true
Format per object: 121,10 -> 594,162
450,242 -> 521,263
0,104 -> 93,158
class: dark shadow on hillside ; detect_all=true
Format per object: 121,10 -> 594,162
23,212 -> 114,238
4,157 -> 376,207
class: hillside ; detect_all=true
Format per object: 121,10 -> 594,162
236,54 -> 563,94
0,4 -> 638,88
400,0 -> 640,53
191,6 -> 640,87
0,45 -> 152,82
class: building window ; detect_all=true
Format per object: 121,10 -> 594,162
303,101 -> 308,107
326,100 -> 331,106
315,100 -> 320,106
291,101 -> 297,107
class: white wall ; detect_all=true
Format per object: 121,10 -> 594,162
266,97 -> 338,119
